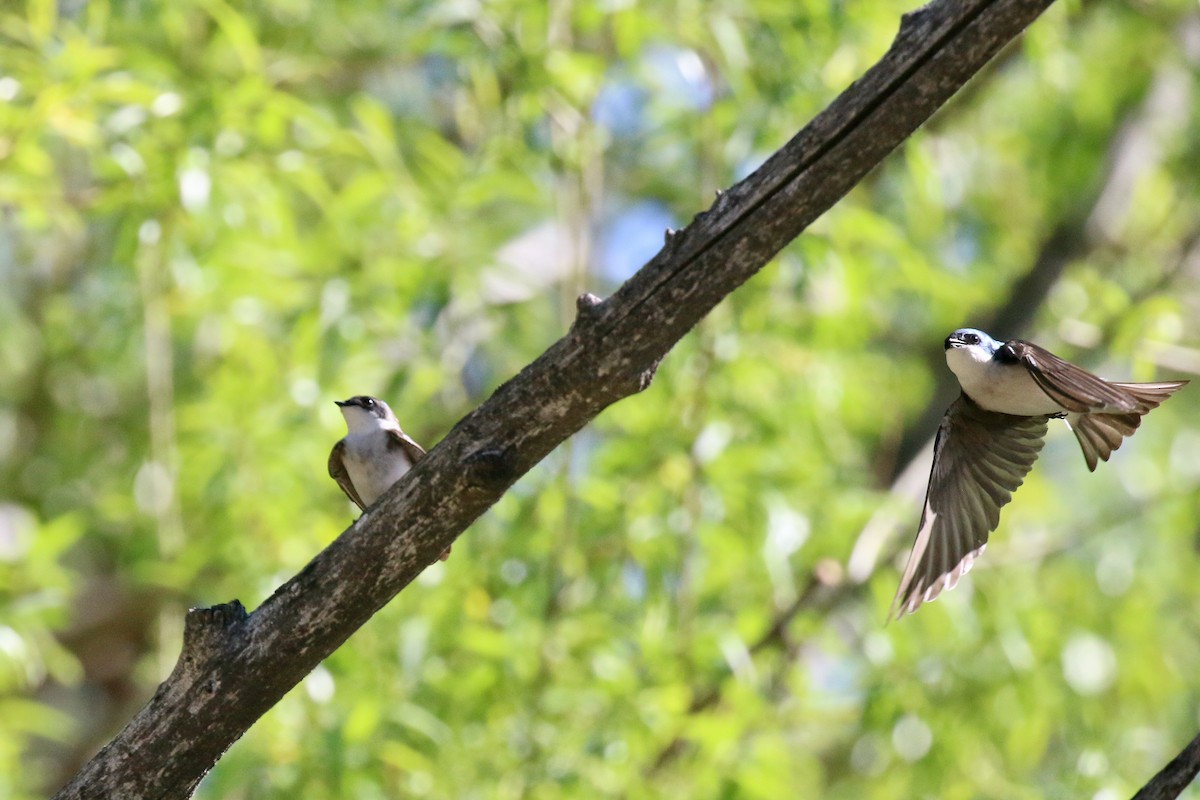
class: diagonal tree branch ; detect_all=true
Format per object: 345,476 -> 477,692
51,1 -> 1059,797
1132,730 -> 1200,800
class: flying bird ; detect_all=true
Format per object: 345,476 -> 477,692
891,328 -> 1186,619
330,395 -> 450,561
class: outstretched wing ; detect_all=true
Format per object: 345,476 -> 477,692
891,395 -> 1050,619
1005,340 -> 1140,414
328,439 -> 366,511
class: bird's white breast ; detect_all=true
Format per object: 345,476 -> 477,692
341,430 -> 414,506
946,345 -> 1065,416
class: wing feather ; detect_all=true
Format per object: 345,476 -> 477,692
1107,381 -> 1189,409
1008,340 -> 1139,413
890,394 -> 1050,619
387,429 -> 426,465
328,439 -> 367,511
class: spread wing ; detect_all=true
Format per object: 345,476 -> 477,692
1006,340 -> 1140,414
890,395 -> 1050,619
387,429 -> 426,465
328,439 -> 366,511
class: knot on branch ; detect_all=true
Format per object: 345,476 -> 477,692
464,444 -> 518,490
896,3 -> 936,42
160,600 -> 250,694
710,187 -> 729,215
635,356 -> 662,393
182,600 -> 249,659
575,292 -> 603,316
569,293 -> 605,339
691,191 -> 729,227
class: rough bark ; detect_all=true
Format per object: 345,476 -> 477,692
1131,731 -> 1200,800
51,1 -> 1058,797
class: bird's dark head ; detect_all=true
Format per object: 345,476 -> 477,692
335,396 -> 397,429
945,328 -> 999,353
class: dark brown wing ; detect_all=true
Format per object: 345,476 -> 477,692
1107,380 -> 1189,408
387,429 -> 426,465
890,395 -> 1050,620
328,439 -> 366,511
1007,340 -> 1140,414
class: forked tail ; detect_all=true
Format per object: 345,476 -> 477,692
1069,380 -> 1187,471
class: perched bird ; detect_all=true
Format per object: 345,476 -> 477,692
891,328 -> 1186,619
329,395 -> 450,561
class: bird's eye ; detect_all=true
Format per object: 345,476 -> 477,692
363,398 -> 375,408
963,333 -> 980,345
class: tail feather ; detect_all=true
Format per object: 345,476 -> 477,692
1070,412 -> 1141,471
1069,380 -> 1187,471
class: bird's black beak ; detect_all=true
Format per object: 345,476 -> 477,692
944,335 -> 956,350
335,399 -> 351,408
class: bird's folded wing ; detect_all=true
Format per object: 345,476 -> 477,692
387,429 -> 427,465
328,440 -> 367,511
1007,340 -> 1140,413
1106,380 -> 1189,409
890,395 -> 1050,619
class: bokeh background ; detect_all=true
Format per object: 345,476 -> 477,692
3,0 -> 1200,797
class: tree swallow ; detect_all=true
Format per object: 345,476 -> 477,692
891,328 -> 1186,618
329,396 -> 450,561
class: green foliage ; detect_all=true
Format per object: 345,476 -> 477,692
2,0 -> 1200,797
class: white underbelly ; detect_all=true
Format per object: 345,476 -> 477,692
344,446 -> 412,506
953,361 -> 1065,416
